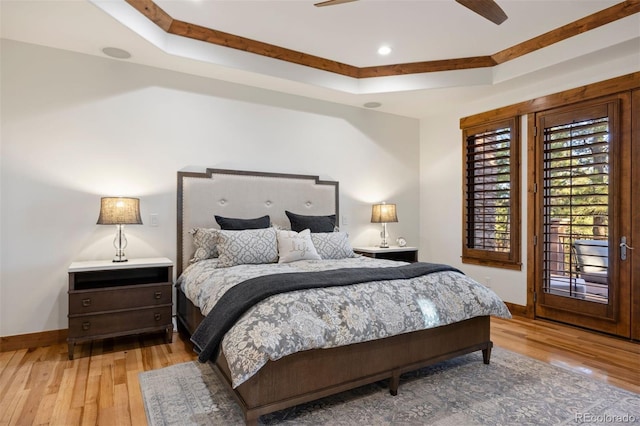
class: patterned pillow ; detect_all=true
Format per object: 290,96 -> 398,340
217,227 -> 278,268
311,232 -> 356,259
189,228 -> 219,263
277,229 -> 321,263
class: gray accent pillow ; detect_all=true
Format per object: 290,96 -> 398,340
285,211 -> 336,233
217,227 -> 278,268
215,215 -> 270,230
190,228 -> 219,263
311,232 -> 356,259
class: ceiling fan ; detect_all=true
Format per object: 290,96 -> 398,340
314,0 -> 508,25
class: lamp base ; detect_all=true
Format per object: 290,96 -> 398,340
378,223 -> 390,248
112,249 -> 128,262
112,225 -> 129,263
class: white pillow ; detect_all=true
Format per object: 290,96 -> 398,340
311,232 -> 357,259
277,229 -> 321,263
217,227 -> 278,268
189,228 -> 219,263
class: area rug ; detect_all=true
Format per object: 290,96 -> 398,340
139,347 -> 639,425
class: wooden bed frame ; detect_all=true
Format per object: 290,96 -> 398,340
176,168 -> 493,425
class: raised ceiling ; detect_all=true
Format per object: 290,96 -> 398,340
1,0 -> 639,117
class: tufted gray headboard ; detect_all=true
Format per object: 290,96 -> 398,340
177,168 -> 339,276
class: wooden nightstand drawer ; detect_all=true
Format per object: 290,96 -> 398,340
69,283 -> 172,314
68,306 -> 172,338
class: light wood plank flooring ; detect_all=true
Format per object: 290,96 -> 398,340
0,316 -> 638,425
492,316 -> 639,394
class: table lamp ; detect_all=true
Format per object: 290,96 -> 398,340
97,197 -> 143,262
371,202 -> 398,248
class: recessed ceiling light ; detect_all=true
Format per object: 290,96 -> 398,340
102,47 -> 132,59
363,102 -> 382,108
377,46 -> 392,56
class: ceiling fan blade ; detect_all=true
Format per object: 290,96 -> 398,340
455,0 -> 508,25
314,0 -> 358,7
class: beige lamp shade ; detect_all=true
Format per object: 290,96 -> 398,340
96,197 -> 143,225
371,203 -> 398,223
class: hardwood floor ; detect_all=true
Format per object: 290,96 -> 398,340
0,316 -> 637,425
491,316 -> 639,394
0,333 -> 197,426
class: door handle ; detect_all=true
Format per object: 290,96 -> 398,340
620,236 -> 634,260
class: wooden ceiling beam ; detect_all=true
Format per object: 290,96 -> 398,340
358,56 -> 496,79
492,0 -> 640,64
125,0 -> 173,32
168,19 -> 360,78
124,0 -> 639,79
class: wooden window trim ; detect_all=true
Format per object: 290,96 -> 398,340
459,73 -> 639,128
462,117 -> 522,270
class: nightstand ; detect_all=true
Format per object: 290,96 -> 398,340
353,246 -> 419,263
67,257 -> 174,360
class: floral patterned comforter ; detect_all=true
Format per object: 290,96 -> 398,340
178,257 -> 511,388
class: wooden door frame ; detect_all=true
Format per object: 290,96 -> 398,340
522,75 -> 639,322
632,89 -> 640,341
530,94 -> 632,337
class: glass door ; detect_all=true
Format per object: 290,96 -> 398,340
533,95 -> 632,337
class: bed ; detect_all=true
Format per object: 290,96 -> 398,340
175,168 -> 511,425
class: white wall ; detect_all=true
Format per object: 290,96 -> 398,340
420,115 -> 528,305
419,40 -> 640,305
3,35 -> 637,337
0,40 -> 420,337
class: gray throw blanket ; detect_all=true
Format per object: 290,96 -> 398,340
191,262 -> 463,363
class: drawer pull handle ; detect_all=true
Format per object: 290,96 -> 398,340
154,291 -> 162,299
82,298 -> 91,307
154,313 -> 162,321
82,321 -> 91,331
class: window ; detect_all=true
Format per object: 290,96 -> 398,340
462,118 -> 521,270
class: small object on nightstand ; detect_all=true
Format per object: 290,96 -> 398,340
353,246 -> 418,263
397,237 -> 407,247
67,257 -> 173,360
